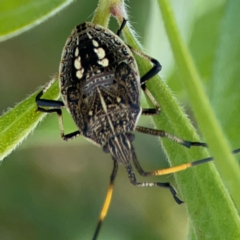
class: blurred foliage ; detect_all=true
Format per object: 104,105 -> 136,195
0,0 -> 239,240
0,0 -> 74,41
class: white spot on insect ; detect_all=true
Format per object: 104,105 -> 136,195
92,39 -> 99,47
76,68 -> 84,79
94,25 -> 101,31
114,37 -> 121,45
89,110 -> 93,116
87,32 -> 93,39
75,47 -> 79,57
116,97 -> 121,103
74,57 -> 81,69
94,47 -> 105,59
98,58 -> 109,67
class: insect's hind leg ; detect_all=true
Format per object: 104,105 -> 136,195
93,160 -> 118,240
131,132 -> 212,179
125,164 -> 183,204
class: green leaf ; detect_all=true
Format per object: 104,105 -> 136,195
210,1 -> 240,150
155,0 -> 240,239
168,5 -> 225,94
0,79 -> 59,161
1,1 -> 239,239
0,0 -> 73,41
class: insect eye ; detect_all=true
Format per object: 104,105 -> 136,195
103,144 -> 110,154
127,133 -> 135,142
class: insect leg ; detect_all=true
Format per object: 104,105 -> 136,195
36,77 -> 64,108
36,91 -> 64,108
125,164 -> 183,204
136,126 -> 207,148
128,46 -> 162,86
135,126 -> 209,176
117,17 -> 161,93
36,79 -> 81,141
141,108 -> 160,116
128,46 -> 162,114
116,18 -> 127,36
37,107 -> 81,141
130,47 -> 207,148
93,159 -> 118,240
141,85 -> 161,115
118,21 -> 161,113
132,144 -> 240,176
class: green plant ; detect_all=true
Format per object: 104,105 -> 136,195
0,0 -> 239,239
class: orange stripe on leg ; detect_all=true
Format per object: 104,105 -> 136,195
152,163 -> 192,175
99,182 -> 114,221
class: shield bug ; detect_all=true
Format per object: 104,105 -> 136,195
36,19 -> 240,239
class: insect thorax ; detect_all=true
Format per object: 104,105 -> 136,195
59,22 -> 141,146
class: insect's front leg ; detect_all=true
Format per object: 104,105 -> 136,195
36,78 -> 81,141
115,19 -> 161,115
36,77 -> 64,109
128,46 -> 162,115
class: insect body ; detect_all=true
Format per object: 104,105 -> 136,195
60,22 -> 141,165
36,19 -> 238,239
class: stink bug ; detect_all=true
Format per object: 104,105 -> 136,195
36,19 -> 240,240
